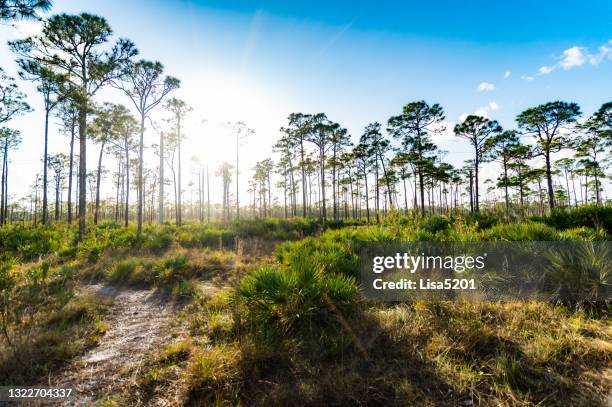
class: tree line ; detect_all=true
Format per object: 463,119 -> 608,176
254,101 -> 609,222
0,2 -> 611,234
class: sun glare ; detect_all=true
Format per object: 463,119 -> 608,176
180,71 -> 285,169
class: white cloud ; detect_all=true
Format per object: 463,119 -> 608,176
477,82 -> 495,92
528,40 -> 612,80
504,71 -> 511,79
560,46 -> 586,70
538,65 -> 555,75
588,43 -> 611,64
460,102 -> 500,120
475,101 -> 500,118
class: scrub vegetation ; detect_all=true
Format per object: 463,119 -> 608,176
0,1 -> 610,406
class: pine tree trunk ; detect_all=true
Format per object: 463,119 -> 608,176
78,106 -> 87,241
42,108 -> 50,224
67,121 -> 75,224
94,140 -> 106,224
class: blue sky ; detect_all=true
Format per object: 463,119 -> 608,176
1,0 -> 611,199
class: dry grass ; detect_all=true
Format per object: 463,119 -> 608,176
140,297 -> 609,406
0,292 -> 114,385
3,221 -> 611,405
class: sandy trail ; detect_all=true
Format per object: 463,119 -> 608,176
50,284 -> 181,406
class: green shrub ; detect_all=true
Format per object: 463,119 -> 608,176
172,279 -> 198,298
479,222 -> 559,241
163,253 -> 190,277
462,212 -> 499,230
233,257 -> 358,346
536,205 -> 612,233
275,232 -> 360,278
89,244 -> 104,263
108,259 -> 138,283
57,245 -> 77,259
558,227 -> 609,241
143,226 -> 175,251
0,225 -> 63,261
177,226 -> 235,249
543,242 -> 612,303
420,216 -> 452,233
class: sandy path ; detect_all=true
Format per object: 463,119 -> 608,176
51,284 -> 181,406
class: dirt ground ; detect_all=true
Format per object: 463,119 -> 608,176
50,284 -> 183,406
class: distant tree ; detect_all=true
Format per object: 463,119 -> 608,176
554,158 -> 578,208
114,60 -> 179,233
454,115 -> 502,212
227,121 -> 253,220
461,160 -> 475,213
0,68 -> 31,126
275,146 -> 293,218
162,130 -> 179,222
586,101 -> 611,140
56,100 -> 78,223
525,167 -> 547,215
391,152 -> 414,214
0,128 -> 21,224
353,143 -> 372,222
0,0 -> 51,21
516,101 -> 581,211
108,108 -> 138,227
273,131 -> 298,216
507,145 -> 532,209
282,113 -> 312,217
432,161 -> 453,214
304,113 -> 334,219
574,130 -> 607,205
149,119 -> 170,224
337,151 -> 355,218
217,161 -> 234,221
483,130 -> 522,215
47,153 -> 67,221
164,98 -> 191,226
252,159 -> 273,218
15,60 -> 64,224
576,101 -> 612,205
0,70 -> 29,224
328,124 -> 350,219
89,103 -> 130,224
360,122 -> 392,220
261,158 -> 274,216
10,13 -> 138,239
388,101 -> 444,217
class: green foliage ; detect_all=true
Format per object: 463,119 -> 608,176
479,222 -> 560,241
177,226 -> 235,249
161,253 -> 190,280
559,227 -> 609,241
0,224 -> 63,261
143,225 -> 175,251
108,259 -> 138,283
420,215 -> 452,233
233,259 -> 358,348
535,205 -> 612,234
275,233 -> 360,278
543,243 -> 612,303
461,211 -> 499,230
